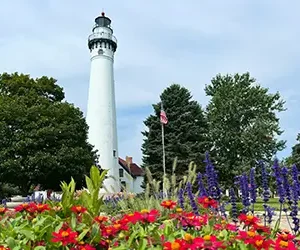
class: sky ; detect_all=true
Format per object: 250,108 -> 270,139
1,0 -> 300,165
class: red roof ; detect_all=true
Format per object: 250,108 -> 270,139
118,157 -> 145,177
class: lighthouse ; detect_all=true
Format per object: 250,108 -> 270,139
86,12 -> 120,193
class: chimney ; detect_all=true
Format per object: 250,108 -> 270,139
126,156 -> 133,165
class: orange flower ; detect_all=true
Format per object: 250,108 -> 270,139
0,207 -> 8,214
52,227 -> 78,246
184,233 -> 194,243
161,200 -> 177,209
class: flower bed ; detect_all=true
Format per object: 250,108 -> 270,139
0,197 -> 299,249
0,155 -> 300,249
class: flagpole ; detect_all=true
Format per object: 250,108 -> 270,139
161,102 -> 167,197
161,121 -> 166,196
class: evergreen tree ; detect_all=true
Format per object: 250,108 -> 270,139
0,72 -> 97,193
205,72 -> 286,187
141,84 -> 210,183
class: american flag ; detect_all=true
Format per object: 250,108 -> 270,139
160,107 -> 168,125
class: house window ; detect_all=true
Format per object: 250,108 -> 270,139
119,168 -> 124,177
121,181 -> 126,192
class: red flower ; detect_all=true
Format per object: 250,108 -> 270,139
214,222 -> 237,232
198,196 -> 218,209
36,204 -> 51,213
14,203 -> 30,212
237,230 -> 257,240
101,225 -> 118,237
238,214 -> 260,226
175,212 -> 208,228
0,246 -> 10,250
192,235 -> 226,249
161,200 -> 177,209
244,235 -> 274,249
252,223 -> 271,233
71,206 -> 87,214
275,238 -> 297,250
14,202 -> 49,214
277,231 -> 295,241
163,239 -> 187,250
52,227 -> 78,246
121,212 -> 142,225
94,215 -> 108,224
71,244 -> 96,250
140,209 -> 159,223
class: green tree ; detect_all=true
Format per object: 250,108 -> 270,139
288,134 -> 300,168
0,72 -> 97,193
205,72 -> 285,187
141,84 -> 210,183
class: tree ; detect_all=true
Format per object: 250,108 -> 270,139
0,72 -> 97,193
205,72 -> 286,187
141,84 -> 210,183
288,134 -> 300,168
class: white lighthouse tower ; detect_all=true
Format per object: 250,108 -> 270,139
86,12 -> 120,193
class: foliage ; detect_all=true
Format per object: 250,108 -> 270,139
0,72 -> 97,193
141,84 -> 210,184
0,183 -> 21,200
288,134 -> 300,168
205,72 -> 286,186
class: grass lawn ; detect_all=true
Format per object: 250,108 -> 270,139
226,198 -> 284,211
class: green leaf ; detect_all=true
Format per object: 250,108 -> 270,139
127,230 -> 139,247
70,214 -> 77,230
85,176 -> 94,194
6,237 -> 17,249
138,238 -> 148,250
77,228 -> 90,241
34,247 -> 46,250
18,229 -> 34,241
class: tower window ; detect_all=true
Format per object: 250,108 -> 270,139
119,168 -> 124,177
113,150 -> 116,157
